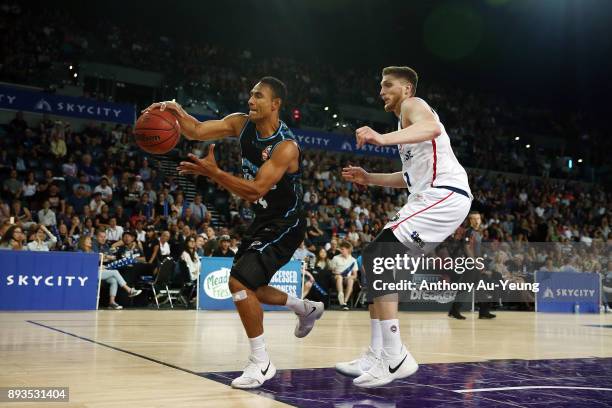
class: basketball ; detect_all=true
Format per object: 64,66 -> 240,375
134,109 -> 180,154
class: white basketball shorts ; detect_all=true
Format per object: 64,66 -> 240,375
385,187 -> 472,252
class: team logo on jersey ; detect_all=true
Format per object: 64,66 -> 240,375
390,213 -> 400,222
262,145 -> 273,161
404,150 -> 414,161
410,231 -> 425,249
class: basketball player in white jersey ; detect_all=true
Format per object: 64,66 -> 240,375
339,66 -> 472,387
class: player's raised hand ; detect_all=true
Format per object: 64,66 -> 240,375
341,165 -> 370,186
142,100 -> 187,118
355,126 -> 384,148
177,144 -> 219,178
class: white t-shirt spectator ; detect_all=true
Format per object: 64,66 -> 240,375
22,182 -> 37,198
181,251 -> 201,281
27,236 -> 57,251
330,254 -> 358,277
160,241 -> 171,257
89,199 -> 105,215
347,231 -> 360,246
37,208 -> 56,226
94,184 -> 113,201
106,225 -> 124,242
337,196 -> 352,211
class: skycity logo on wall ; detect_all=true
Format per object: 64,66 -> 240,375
35,99 -> 52,111
204,267 -> 231,300
341,141 -> 353,151
294,134 -> 332,147
33,98 -> 124,119
551,288 -> 596,298
543,287 -> 555,299
6,275 -> 89,287
0,84 -> 135,124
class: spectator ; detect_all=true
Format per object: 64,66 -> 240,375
0,224 -> 26,250
56,223 -> 76,251
79,235 -> 142,310
293,241 -> 315,261
72,174 -> 93,197
114,204 -> 129,227
45,184 -> 65,214
26,224 -> 57,251
8,111 -> 27,134
336,190 -> 352,211
158,230 -> 172,260
37,200 -> 57,227
3,169 -> 22,199
212,235 -> 234,257
92,229 -> 111,254
329,241 -> 358,310
50,131 -> 67,159
143,226 -> 160,265
188,194 -> 207,224
89,192 -> 105,215
95,205 -> 112,229
21,171 -> 38,204
196,234 -> 208,256
181,236 -> 201,281
10,200 -> 33,229
106,217 -> 124,243
94,177 -> 113,203
68,185 -> 90,215
307,216 -> 326,245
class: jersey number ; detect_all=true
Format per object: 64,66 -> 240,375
403,171 -> 412,187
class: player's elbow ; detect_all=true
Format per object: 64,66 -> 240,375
430,122 -> 443,139
246,186 -> 267,202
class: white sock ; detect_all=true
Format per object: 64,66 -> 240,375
248,334 -> 269,363
285,295 -> 306,314
338,292 -> 345,305
370,319 -> 382,354
380,319 -> 403,356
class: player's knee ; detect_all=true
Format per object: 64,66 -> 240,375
228,276 -> 246,294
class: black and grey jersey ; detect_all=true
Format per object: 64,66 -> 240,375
239,119 -> 304,221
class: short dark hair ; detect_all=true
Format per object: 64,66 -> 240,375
259,76 -> 287,103
339,241 -> 353,250
382,66 -> 418,96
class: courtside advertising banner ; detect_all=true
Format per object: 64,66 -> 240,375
536,271 -> 601,313
0,251 -> 100,310
0,84 -> 136,124
198,257 -> 302,310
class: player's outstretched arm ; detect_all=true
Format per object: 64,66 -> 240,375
143,100 -> 247,141
355,98 -> 442,147
342,166 -> 407,189
178,140 -> 298,202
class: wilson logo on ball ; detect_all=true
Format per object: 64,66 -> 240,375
135,134 -> 161,142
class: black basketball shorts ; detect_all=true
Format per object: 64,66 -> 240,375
230,216 -> 306,290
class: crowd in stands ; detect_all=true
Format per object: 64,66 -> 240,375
0,112 -> 609,286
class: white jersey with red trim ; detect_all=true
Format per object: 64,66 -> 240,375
398,110 -> 471,197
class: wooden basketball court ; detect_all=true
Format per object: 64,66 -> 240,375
1,310 -> 611,407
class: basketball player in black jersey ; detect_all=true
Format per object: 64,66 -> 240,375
145,77 -> 324,389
